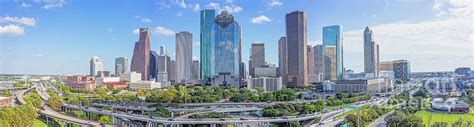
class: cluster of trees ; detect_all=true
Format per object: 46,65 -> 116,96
464,89 -> 474,105
46,90 -> 63,111
25,92 -> 43,108
1,90 -> 13,97
0,104 -> 38,127
144,85 -> 298,104
413,88 -> 429,98
98,116 -> 113,124
388,91 -> 410,105
12,81 -> 27,88
344,105 -> 390,126
262,100 -> 325,117
385,111 -> 423,127
327,94 -> 371,106
145,106 -> 171,117
189,112 -> 231,119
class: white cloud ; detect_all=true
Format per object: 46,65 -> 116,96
433,0 -> 474,18
176,12 -> 183,16
132,29 -> 139,34
107,27 -> 112,32
20,3 -> 32,8
193,56 -> 199,61
206,2 -> 242,14
152,26 -> 175,36
0,16 -> 36,26
135,16 -> 152,23
250,15 -> 272,24
154,0 -> 171,9
308,40 -> 322,46
267,0 -> 283,7
32,54 -> 45,57
0,24 -> 25,36
225,0 -> 233,3
193,4 -> 200,12
175,0 -> 187,8
34,0 -> 66,9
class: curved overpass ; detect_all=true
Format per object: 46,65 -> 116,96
17,85 -> 103,127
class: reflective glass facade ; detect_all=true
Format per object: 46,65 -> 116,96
200,9 -> 216,80
323,25 -> 343,80
211,11 -> 241,78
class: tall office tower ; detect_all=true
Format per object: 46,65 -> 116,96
364,27 -> 379,78
211,11 -> 242,82
149,51 -> 158,80
192,60 -> 200,80
169,60 -> 176,82
313,45 -> 324,80
115,57 -> 128,75
323,25 -> 343,81
131,28 -> 151,80
240,62 -> 246,79
157,46 -> 171,83
278,37 -> 287,84
176,31 -> 193,83
200,9 -> 216,80
249,43 -> 265,78
307,45 -> 315,75
90,56 -> 104,76
285,11 -> 307,88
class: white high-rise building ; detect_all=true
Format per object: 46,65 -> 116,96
175,31 -> 193,84
90,56 -> 104,76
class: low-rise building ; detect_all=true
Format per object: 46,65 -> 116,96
247,77 -> 282,92
96,77 -> 120,84
120,71 -> 141,83
102,82 -> 128,88
431,98 -> 470,113
211,72 -> 241,88
323,82 -> 336,92
129,81 -> 161,90
254,65 -> 278,78
65,76 -> 96,91
334,78 -> 392,93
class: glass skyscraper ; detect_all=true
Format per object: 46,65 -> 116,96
323,25 -> 343,80
200,9 -> 216,80
211,11 -> 242,78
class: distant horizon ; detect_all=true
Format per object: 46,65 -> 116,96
1,0 -> 473,74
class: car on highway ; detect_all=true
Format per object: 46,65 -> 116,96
219,119 -> 226,121
240,117 -> 247,120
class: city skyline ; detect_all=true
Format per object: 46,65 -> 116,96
1,0 -> 473,75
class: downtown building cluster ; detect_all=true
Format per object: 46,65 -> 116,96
70,9 -> 411,93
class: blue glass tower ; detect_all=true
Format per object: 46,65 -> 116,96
211,11 -> 242,78
323,25 -> 343,80
200,9 -> 216,80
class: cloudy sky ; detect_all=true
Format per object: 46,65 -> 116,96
0,0 -> 473,75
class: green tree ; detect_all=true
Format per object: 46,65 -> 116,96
1,90 -> 13,96
47,94 -> 63,111
98,116 -> 113,124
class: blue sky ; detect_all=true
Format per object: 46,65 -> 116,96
1,0 -> 473,75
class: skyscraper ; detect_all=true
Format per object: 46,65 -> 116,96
285,11 -> 307,88
364,26 -> 379,78
249,43 -> 265,78
323,25 -> 343,80
131,28 -> 151,80
313,45 -> 324,80
157,46 -> 171,84
211,11 -> 242,81
200,9 -> 216,80
278,37 -> 287,84
115,57 -> 128,75
149,51 -> 158,80
90,56 -> 104,76
192,60 -> 200,80
307,45 -> 315,75
169,60 -> 176,82
176,31 -> 193,83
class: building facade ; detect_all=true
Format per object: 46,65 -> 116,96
323,25 -> 343,81
335,78 -> 392,93
176,31 -> 193,83
119,71 -> 141,83
364,27 -> 380,78
200,9 -> 216,80
278,37 -> 287,84
115,57 -> 128,76
149,51 -> 158,80
131,28 -> 151,80
211,11 -> 242,86
313,44 -> 324,82
249,43 -> 265,77
285,11 -> 307,88
324,46 -> 337,81
393,60 -> 411,80
90,56 -> 104,76
192,60 -> 200,80
254,65 -> 278,78
247,77 -> 283,93
129,81 -> 161,90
